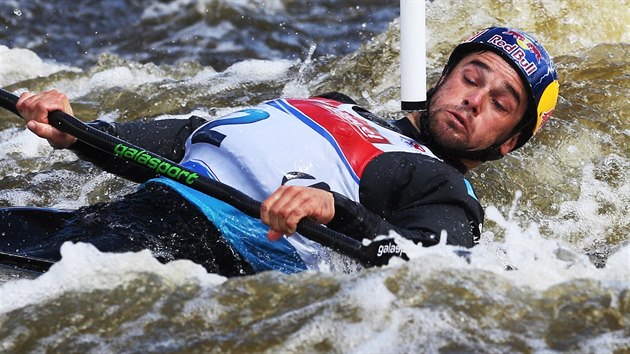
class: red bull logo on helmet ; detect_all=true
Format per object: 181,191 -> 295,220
539,109 -> 554,132
486,33 -> 539,76
503,30 -> 543,63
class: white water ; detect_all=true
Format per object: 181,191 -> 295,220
1,201 -> 627,310
0,242 -> 227,314
1,27 -> 628,308
0,45 -> 80,87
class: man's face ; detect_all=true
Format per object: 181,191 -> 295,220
427,51 -> 528,154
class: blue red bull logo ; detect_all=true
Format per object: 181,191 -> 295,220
486,32 -> 540,76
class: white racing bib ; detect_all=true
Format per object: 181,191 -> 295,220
166,98 -> 438,272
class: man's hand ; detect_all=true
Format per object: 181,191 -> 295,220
16,90 -> 77,149
260,185 -> 335,241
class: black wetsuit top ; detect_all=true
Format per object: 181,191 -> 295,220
15,93 -> 484,276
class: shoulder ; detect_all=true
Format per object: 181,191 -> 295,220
362,151 -> 481,204
311,92 -> 357,104
189,115 -> 209,128
365,151 -> 461,178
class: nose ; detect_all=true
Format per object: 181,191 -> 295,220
462,91 -> 483,115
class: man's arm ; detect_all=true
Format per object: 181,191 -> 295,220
340,151 -> 483,248
327,192 -> 479,248
15,89 -> 208,183
69,117 -> 207,183
260,153 -> 482,249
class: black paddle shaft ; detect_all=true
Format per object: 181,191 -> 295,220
0,89 -> 374,265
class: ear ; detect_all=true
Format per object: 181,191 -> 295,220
498,133 -> 521,156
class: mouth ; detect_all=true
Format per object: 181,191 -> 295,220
446,109 -> 468,133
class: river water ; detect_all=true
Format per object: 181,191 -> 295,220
0,0 -> 628,352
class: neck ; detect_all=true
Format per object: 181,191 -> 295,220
406,111 -> 422,131
459,158 -> 481,170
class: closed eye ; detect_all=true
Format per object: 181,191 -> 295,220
463,75 -> 476,86
492,99 -> 507,112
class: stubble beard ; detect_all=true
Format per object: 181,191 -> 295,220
426,102 -> 472,154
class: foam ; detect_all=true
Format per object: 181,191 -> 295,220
50,65 -> 170,100
0,242 -> 226,315
186,59 -> 294,97
540,159 -> 630,248
0,45 -> 80,87
224,59 -> 294,82
358,200 -> 630,293
0,128 -> 51,159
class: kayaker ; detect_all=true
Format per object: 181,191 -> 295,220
10,27 -> 559,276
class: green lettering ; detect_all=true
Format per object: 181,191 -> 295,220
133,150 -> 147,162
123,147 -> 139,159
147,158 -> 160,169
185,173 -> 199,185
177,170 -> 189,180
156,162 -> 170,174
166,166 -> 180,178
113,144 -> 127,156
112,143 -> 200,185
136,153 -> 150,164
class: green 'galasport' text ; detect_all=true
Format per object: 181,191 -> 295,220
113,143 -> 199,185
